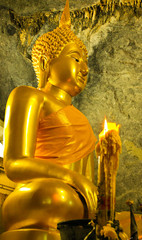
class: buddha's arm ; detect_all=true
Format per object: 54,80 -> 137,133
4,86 -> 71,182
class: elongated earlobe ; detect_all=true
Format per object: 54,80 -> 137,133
39,56 -> 48,71
38,56 -> 50,88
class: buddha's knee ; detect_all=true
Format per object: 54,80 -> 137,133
2,178 -> 84,230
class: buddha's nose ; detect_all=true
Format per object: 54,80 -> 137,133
80,62 -> 88,76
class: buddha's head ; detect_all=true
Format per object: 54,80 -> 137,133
32,0 -> 88,96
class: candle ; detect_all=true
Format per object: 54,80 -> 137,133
99,118 -> 120,137
96,118 -> 121,227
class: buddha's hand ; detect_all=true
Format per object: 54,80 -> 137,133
69,172 -> 97,218
100,224 -> 118,240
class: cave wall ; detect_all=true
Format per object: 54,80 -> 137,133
0,0 -> 142,212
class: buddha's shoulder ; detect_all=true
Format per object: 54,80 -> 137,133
10,86 -> 38,95
9,86 -> 45,100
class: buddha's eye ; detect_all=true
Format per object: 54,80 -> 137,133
75,58 -> 79,62
72,57 -> 79,62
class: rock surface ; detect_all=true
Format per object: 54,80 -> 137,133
0,1 -> 142,213
0,0 -> 100,14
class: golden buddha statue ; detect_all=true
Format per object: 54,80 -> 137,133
1,1 -> 97,239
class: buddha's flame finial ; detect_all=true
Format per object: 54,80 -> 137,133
59,0 -> 71,28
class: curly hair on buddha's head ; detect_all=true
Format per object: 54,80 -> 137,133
32,26 -> 88,82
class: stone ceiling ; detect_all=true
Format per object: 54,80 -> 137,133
0,0 -> 99,14
1,0 -> 141,15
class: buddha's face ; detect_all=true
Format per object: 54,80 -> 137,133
47,42 -> 88,96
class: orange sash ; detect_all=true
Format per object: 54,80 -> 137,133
34,105 -> 97,165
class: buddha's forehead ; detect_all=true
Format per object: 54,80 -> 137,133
60,42 -> 88,61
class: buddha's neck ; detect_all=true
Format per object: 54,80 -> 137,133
43,83 -> 72,105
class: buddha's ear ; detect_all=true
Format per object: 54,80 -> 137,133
38,56 -> 50,88
39,56 -> 49,71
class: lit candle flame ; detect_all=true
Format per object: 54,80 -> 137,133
99,118 -> 120,139
104,118 -> 108,135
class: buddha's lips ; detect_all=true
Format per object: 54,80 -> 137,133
77,74 -> 85,83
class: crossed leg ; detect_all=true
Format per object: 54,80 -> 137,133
2,178 -> 85,231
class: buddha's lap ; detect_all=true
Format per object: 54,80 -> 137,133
2,178 -> 84,230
